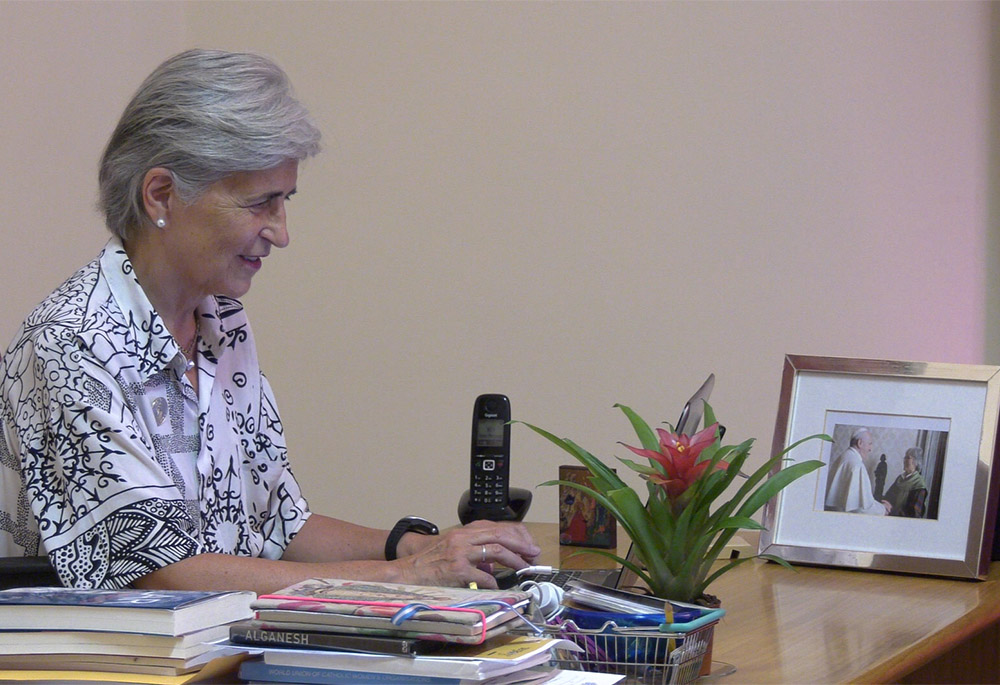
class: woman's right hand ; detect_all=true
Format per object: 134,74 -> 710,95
393,519 -> 540,589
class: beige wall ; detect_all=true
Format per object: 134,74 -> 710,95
2,1 -> 997,530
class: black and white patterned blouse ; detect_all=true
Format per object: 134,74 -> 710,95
0,238 -> 310,588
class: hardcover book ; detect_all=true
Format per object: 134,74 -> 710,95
0,652 -> 248,684
247,611 -> 518,645
229,618 -> 445,655
0,646 -> 246,677
0,623 -> 232,659
238,658 -> 465,685
253,578 -> 530,643
0,586 -> 254,636
258,634 -> 568,681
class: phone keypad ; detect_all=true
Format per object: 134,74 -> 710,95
472,454 -> 508,507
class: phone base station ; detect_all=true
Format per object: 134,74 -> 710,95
457,487 -> 532,524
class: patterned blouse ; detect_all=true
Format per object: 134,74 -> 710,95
0,238 -> 310,588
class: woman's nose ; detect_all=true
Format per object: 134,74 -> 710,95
263,202 -> 290,248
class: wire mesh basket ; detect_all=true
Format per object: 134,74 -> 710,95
527,612 -> 722,685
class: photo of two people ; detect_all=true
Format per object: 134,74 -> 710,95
821,420 -> 947,520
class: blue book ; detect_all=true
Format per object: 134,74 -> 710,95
0,586 -> 254,636
238,658 -> 463,684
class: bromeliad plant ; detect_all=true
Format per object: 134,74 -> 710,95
520,403 -> 829,604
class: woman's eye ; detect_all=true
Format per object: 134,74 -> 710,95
246,192 -> 293,212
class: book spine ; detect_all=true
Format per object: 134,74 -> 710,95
238,658 -> 462,685
252,610 -> 492,638
250,617 -> 507,645
230,625 -> 419,655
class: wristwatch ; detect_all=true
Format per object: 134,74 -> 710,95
384,515 -> 439,561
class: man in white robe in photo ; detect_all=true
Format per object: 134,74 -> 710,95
824,427 -> 892,515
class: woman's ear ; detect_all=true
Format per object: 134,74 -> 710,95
141,167 -> 175,227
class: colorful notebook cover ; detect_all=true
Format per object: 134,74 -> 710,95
253,578 -> 530,643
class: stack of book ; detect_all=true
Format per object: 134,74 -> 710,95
0,586 -> 255,683
229,578 -> 572,684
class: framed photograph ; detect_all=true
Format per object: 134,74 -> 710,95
558,465 -> 617,548
759,355 -> 1000,579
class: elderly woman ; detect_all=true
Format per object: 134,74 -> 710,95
0,49 -> 538,592
884,447 -> 929,518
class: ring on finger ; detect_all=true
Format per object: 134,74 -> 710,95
482,545 -> 487,564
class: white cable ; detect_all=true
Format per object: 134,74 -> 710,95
515,565 -> 555,577
519,580 -> 564,621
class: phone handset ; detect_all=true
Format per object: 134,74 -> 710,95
469,394 -> 511,514
457,393 -> 530,525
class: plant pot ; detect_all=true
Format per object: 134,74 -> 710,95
699,630 -> 715,676
693,593 -> 722,676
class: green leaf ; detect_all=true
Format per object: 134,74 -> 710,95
775,432 -> 834,459
616,457 -> 660,476
758,553 -> 798,571
646,486 -> 677,539
695,554 -> 757,594
700,457 -> 823,571
697,448 -> 751,512
542,480 -> 627,522
703,402 -> 718,427
717,434 -> 827,523
668,493 -> 700,573
733,459 -> 824,521
696,436 -> 829,592
614,404 -> 659,451
711,515 -> 764,531
570,547 -> 655,589
515,421 -> 626,492
685,465 -> 730,514
606,487 -> 669,582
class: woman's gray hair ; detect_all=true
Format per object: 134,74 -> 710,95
98,49 -> 322,240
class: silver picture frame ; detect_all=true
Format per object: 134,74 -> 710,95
759,354 -> 1000,579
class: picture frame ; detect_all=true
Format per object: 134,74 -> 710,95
759,354 -> 1000,579
558,465 -> 617,548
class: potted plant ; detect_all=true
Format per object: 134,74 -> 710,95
519,402 -> 829,605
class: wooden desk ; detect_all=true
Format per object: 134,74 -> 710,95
525,521 -> 1000,683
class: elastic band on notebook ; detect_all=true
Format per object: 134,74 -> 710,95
391,600 -> 545,635
259,594 -> 491,643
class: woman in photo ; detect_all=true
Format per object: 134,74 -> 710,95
884,447 -> 928,518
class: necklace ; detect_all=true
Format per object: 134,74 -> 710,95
179,318 -> 200,365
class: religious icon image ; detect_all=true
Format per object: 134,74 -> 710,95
558,465 -> 617,548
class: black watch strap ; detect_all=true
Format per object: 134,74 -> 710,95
384,515 -> 439,561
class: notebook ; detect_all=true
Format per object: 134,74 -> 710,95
529,374 -> 716,592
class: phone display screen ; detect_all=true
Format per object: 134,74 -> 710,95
476,418 -> 505,447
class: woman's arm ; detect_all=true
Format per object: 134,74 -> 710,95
132,515 -> 541,595
131,551 -> 403,595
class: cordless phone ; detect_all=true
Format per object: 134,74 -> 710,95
469,394 -> 511,515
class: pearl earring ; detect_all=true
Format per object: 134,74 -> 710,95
156,218 -> 166,228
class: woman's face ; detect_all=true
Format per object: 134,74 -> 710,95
903,455 -> 917,474
166,159 -> 299,300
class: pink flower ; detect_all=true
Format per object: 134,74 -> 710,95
622,423 -> 728,500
